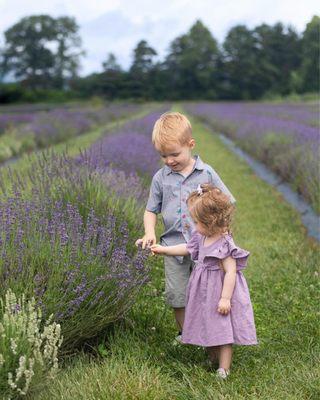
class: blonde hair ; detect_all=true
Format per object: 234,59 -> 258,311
187,184 -> 234,236
152,112 -> 193,150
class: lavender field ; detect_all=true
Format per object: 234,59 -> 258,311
0,106 -> 171,397
0,102 -> 318,399
0,102 -> 142,163
185,102 -> 319,213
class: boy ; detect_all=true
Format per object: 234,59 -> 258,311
136,112 -> 235,342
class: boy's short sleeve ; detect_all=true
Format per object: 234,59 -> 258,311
146,173 -> 163,214
206,166 -> 236,204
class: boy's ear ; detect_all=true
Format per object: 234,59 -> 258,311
189,139 -> 195,149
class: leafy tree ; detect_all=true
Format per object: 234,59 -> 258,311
165,20 -> 219,99
129,40 -> 157,98
1,15 -> 57,89
1,15 -> 83,90
254,23 -> 301,95
102,53 -> 122,72
100,53 -> 124,99
299,16 -> 320,93
52,16 -> 84,89
222,25 -> 261,99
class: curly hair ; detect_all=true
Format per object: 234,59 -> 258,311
187,184 -> 234,235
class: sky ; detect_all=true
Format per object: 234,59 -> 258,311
0,0 -> 318,76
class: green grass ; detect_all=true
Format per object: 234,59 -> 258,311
25,107 -> 320,399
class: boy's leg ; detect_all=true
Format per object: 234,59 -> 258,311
173,307 -> 185,332
164,255 -> 193,332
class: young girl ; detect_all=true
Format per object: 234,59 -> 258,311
151,184 -> 257,379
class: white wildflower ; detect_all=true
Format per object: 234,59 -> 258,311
10,338 -> 18,355
1,289 -> 63,397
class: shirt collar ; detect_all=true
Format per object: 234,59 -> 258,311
164,155 -> 205,175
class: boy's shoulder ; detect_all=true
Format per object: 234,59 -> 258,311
199,160 -> 217,178
152,166 -> 166,181
194,155 -> 215,173
203,162 -> 215,172
150,166 -> 169,187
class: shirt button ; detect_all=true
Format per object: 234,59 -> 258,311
182,214 -> 186,218
185,223 -> 190,229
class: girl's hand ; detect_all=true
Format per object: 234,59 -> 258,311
150,244 -> 167,255
135,234 -> 156,249
217,297 -> 231,315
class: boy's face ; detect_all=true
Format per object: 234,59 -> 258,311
158,140 -> 195,173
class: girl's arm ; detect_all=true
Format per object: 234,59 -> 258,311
150,243 -> 188,256
217,256 -> 237,315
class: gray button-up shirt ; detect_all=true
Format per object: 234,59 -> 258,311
146,155 -> 235,263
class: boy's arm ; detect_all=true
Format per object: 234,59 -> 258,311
141,210 -> 157,249
139,172 -> 162,249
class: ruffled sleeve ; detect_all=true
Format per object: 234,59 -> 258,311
205,234 -> 250,270
186,231 -> 201,261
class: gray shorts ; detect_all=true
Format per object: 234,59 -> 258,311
164,255 -> 193,308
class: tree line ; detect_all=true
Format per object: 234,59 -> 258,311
0,15 -> 319,102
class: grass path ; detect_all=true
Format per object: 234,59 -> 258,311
30,112 -> 319,400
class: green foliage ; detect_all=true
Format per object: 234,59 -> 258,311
128,40 -> 158,99
165,20 -> 220,99
1,16 -> 319,102
0,129 -> 36,162
1,15 -> 83,90
299,16 -> 320,93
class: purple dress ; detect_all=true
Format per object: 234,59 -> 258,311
182,232 -> 258,347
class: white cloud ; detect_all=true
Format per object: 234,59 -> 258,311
0,0 -> 319,75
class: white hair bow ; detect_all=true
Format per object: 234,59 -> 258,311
196,184 -> 203,195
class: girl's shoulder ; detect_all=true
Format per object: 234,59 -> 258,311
205,234 -> 250,269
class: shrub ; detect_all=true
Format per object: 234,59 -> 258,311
0,289 -> 63,399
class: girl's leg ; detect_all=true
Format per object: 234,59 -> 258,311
218,344 -> 233,370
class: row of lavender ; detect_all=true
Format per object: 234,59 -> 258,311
185,102 -> 319,213
0,103 -> 142,163
0,109 -> 165,398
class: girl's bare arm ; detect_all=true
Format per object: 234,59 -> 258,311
151,243 -> 189,256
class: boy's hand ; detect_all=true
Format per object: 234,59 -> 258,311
135,234 -> 156,249
150,244 -> 167,255
217,298 -> 231,315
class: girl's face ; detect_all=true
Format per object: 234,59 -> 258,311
188,204 -> 209,236
192,219 -> 208,236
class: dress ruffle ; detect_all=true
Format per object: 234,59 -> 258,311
186,232 -> 250,270
204,234 -> 250,270
186,231 -> 201,261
